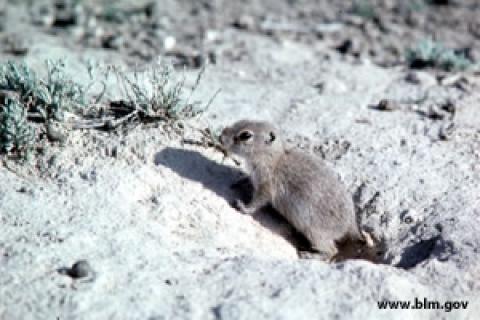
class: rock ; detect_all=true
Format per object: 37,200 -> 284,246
440,100 -> 456,115
163,36 -> 176,51
205,30 -> 221,43
404,71 -> 421,84
313,23 -> 344,36
53,10 -> 78,28
46,122 -> 67,143
336,39 -> 354,55
312,82 -> 325,93
166,47 -> 205,68
438,122 -> 455,140
429,0 -> 452,5
372,99 -> 398,111
102,33 -> 125,50
30,3 -> 55,27
405,71 -> 437,87
232,15 -> 255,30
425,104 -> 447,120
67,260 -> 94,279
2,34 -> 29,55
47,155 -> 58,169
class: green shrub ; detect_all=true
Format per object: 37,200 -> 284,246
111,62 -> 219,122
406,39 -> 473,71
0,98 -> 34,154
0,59 -> 89,156
0,60 -> 87,121
0,59 -> 218,159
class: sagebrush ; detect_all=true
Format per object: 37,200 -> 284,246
406,39 -> 473,71
0,59 -> 218,158
0,60 -> 87,121
0,98 -> 34,154
110,61 -> 219,123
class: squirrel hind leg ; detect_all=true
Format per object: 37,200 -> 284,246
298,239 -> 338,262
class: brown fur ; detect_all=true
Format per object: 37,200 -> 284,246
221,120 -> 378,262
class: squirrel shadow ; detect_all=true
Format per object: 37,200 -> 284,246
154,147 -> 310,249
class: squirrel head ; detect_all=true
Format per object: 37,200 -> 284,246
220,120 -> 284,163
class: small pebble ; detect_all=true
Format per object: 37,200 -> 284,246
405,72 -> 420,84
232,15 -> 255,30
47,122 -> 67,143
440,100 -> 456,115
426,104 -> 446,120
375,99 -> 397,111
405,71 -> 437,87
439,122 -> 455,141
67,260 -> 94,279
163,36 -> 176,51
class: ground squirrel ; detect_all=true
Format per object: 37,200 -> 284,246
220,120 -> 376,261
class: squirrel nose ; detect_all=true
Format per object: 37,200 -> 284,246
219,132 -> 225,145
219,128 -> 229,145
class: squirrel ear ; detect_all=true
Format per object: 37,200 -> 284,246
266,131 -> 276,145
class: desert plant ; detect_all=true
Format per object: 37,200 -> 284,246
109,61 -> 219,126
0,98 -> 34,154
0,61 -> 40,102
0,58 -> 219,159
0,59 -> 92,157
38,59 -> 87,120
406,39 -> 473,71
0,59 -> 88,121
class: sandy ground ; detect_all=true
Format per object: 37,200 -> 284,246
1,1 -> 480,319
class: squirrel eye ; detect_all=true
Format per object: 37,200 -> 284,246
237,131 -> 253,141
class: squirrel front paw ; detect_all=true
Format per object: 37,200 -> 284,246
232,199 -> 256,215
